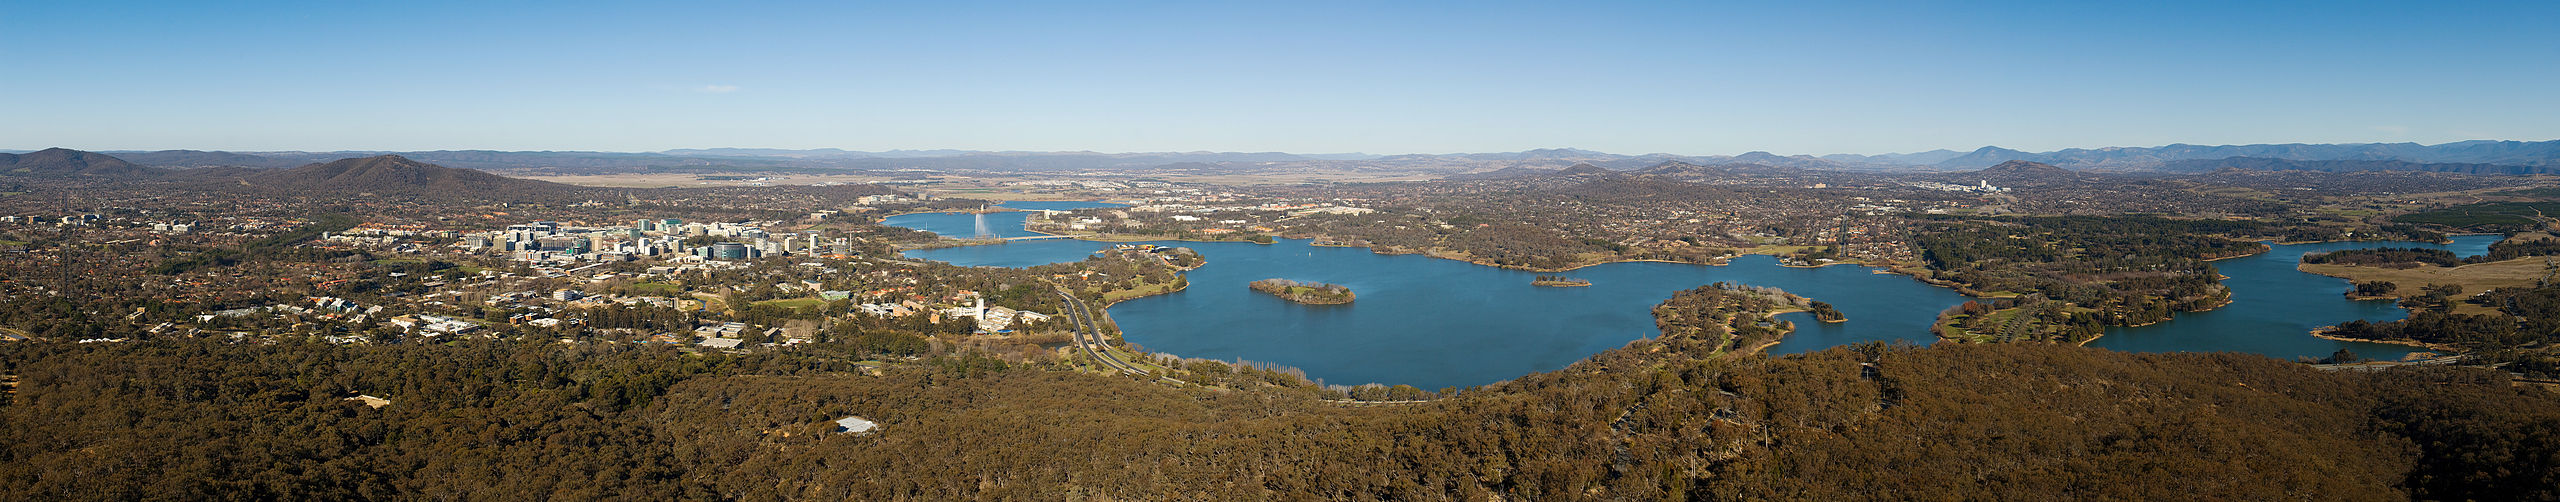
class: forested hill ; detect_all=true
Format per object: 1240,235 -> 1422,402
233,155 -> 585,199
0,338 -> 2552,499
0,148 -> 160,178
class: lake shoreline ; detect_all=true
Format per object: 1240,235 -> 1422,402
2307,326 -> 2463,352
1100,279 -> 1191,310
894,214 -> 2494,388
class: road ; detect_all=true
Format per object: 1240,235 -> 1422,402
1053,287 -> 1157,378
2310,355 -> 2466,372
1319,399 -> 1430,406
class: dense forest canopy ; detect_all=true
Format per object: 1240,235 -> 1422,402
1,336 -> 2553,500
2305,237 -> 2560,269
1910,215 -> 2267,331
2325,282 -> 2560,356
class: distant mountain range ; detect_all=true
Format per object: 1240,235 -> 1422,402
1629,161 -> 1733,179
1451,159 -> 1818,183
1824,149 -> 1967,166
1975,160 -> 2074,177
1954,160 -> 2087,185
1924,140 -> 2560,170
107,150 -> 307,169
8,139 -> 2556,176
2156,157 -> 2560,175
1350,140 -> 2560,173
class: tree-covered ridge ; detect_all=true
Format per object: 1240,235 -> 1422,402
2304,247 -> 2466,268
2393,201 -> 2560,231
2323,282 -> 2560,362
2476,235 -> 2560,262
1911,215 -> 2268,330
0,340 -> 739,499
2,338 -> 2554,500
1648,283 -> 1800,355
2303,236 -> 2560,269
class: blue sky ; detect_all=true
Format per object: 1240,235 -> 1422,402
4,1 -> 2555,155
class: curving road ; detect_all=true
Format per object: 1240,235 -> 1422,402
1054,287 -> 1154,377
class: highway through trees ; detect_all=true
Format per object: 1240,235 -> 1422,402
1053,288 -> 1154,378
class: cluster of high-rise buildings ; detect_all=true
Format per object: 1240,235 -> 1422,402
457,218 -> 854,264
1904,180 -> 2009,193
0,214 -> 101,226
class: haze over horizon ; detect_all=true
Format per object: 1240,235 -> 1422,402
7,1 -> 2556,155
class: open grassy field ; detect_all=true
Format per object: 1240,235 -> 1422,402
1941,306 -> 2035,343
1099,279 -> 1187,304
2300,257 -> 2555,314
628,282 -> 682,296
690,292 -> 730,311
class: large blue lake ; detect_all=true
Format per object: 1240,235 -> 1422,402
887,202 -> 2498,389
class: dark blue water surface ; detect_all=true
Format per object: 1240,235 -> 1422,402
2085,235 -> 2502,360
879,200 -> 1127,241
888,207 -> 2501,389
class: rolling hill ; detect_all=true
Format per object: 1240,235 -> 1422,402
1629,160 -> 1734,180
237,155 -> 583,198
0,148 -> 159,178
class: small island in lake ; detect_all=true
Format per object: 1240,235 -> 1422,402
1531,275 -> 1591,287
1249,278 -> 1355,304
